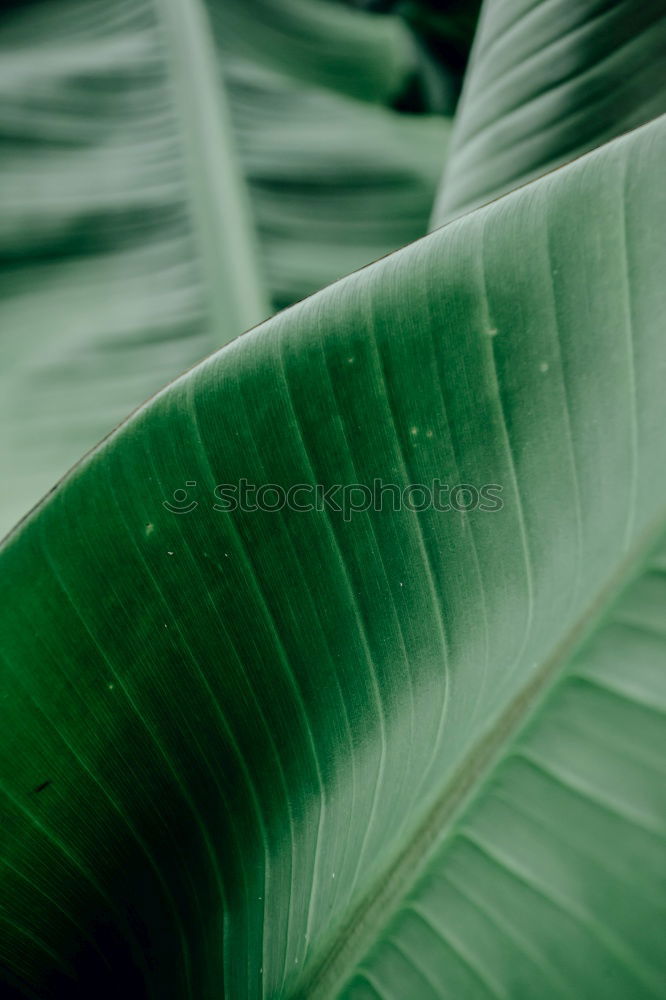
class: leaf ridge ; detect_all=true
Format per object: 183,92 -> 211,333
300,508 -> 666,997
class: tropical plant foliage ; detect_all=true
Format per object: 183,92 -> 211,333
0,0 -> 449,535
0,1 -> 665,999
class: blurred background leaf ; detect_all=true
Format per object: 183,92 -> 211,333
345,0 -> 483,114
0,0 -> 470,538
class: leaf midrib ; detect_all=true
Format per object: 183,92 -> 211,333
154,0 -> 269,346
296,506 -> 666,999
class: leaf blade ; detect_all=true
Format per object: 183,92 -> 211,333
432,0 -> 666,224
1,116 -> 665,998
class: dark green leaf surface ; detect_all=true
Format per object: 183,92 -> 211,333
388,0 -> 483,113
431,0 -> 666,225
1,117 -> 665,998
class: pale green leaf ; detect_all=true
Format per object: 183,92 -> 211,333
431,0 -> 666,225
0,0 -> 447,537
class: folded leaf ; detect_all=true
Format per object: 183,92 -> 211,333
1,116 -> 664,998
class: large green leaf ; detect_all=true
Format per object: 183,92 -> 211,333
1,116 -> 664,997
0,0 -> 447,538
431,0 -> 666,224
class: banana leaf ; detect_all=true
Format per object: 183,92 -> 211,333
1,115 -> 664,998
431,0 -> 666,224
0,0 -> 447,537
